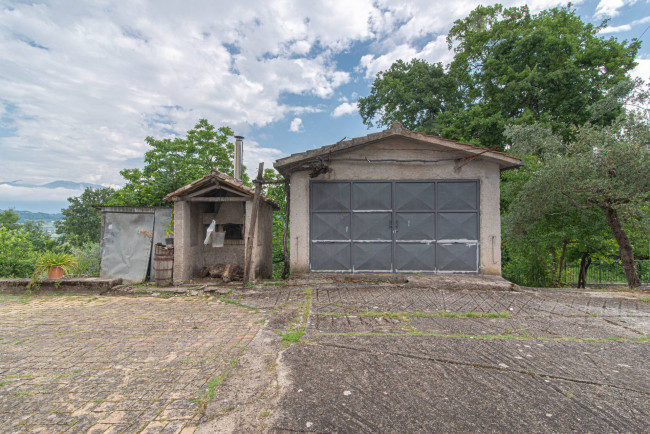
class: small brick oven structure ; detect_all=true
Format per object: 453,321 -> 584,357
164,171 -> 279,283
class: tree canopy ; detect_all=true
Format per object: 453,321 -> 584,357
110,119 -> 235,207
359,5 -> 640,150
55,187 -> 115,247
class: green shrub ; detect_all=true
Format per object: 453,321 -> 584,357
0,227 -> 36,278
71,242 -> 101,277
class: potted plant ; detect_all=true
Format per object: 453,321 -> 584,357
33,251 -> 77,280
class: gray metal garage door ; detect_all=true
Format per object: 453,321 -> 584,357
310,180 -> 479,273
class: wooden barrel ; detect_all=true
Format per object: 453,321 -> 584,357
154,244 -> 174,287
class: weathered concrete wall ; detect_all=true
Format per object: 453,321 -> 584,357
289,137 -> 503,275
174,201 -> 246,284
174,199 -> 274,283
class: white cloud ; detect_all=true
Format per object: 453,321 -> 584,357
632,56 -> 650,82
0,0 -> 621,194
599,24 -> 632,33
594,0 -> 637,18
289,117 -> 304,132
332,102 -> 358,118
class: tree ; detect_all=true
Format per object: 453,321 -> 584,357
261,168 -> 289,279
0,209 -> 57,252
0,227 -> 36,278
0,209 -> 20,230
55,187 -> 115,246
505,113 -> 650,288
359,5 -> 640,149
359,59 -> 460,133
110,119 -> 235,207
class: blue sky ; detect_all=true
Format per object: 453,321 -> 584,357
0,0 -> 649,212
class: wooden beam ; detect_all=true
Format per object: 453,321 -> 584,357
186,183 -> 220,198
243,163 -> 264,285
184,197 -> 250,202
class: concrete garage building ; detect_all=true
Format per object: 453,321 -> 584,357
274,122 -> 522,275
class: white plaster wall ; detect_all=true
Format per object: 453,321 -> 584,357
289,138 -> 503,275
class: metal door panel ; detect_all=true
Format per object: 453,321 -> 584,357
352,212 -> 392,241
395,243 -> 435,271
395,212 -> 435,241
100,213 -> 155,282
311,243 -> 351,271
436,243 -> 478,272
438,181 -> 478,210
395,182 -> 435,211
312,212 -> 351,241
437,212 -> 478,241
310,180 -> 480,274
352,243 -> 392,271
351,182 -> 392,210
312,182 -> 350,211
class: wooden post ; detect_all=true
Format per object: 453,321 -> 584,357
281,179 -> 290,279
243,163 -> 264,285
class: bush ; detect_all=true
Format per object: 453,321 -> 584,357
71,242 -> 101,277
0,227 -> 37,278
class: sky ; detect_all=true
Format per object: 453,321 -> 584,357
1,0 -> 649,212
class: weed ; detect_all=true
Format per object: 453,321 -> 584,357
0,381 -> 11,387
640,297 -> 650,303
282,327 -> 305,344
262,281 -> 285,287
219,296 -> 259,312
68,418 -> 78,427
563,390 -> 575,399
591,313 -> 599,317
261,410 -> 271,417
157,293 -> 174,299
14,339 -> 29,345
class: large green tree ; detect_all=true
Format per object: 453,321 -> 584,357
110,119 -> 235,207
505,111 -> 650,288
359,5 -> 639,149
55,187 -> 115,246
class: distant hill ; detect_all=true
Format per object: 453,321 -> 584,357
10,210 -> 64,223
0,180 -> 104,190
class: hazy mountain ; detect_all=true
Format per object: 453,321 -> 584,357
0,180 -> 104,189
12,210 -> 64,223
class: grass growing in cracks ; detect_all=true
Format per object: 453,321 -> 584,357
281,287 -> 312,345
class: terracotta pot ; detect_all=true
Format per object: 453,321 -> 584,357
47,266 -> 65,279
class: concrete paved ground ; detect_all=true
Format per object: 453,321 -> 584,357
1,280 -> 648,433
0,294 -> 263,433
199,280 -> 650,433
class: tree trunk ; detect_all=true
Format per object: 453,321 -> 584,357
601,206 -> 640,288
577,253 -> 591,289
557,239 -> 568,282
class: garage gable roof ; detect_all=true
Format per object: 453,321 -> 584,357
274,122 -> 523,176
163,170 -> 279,209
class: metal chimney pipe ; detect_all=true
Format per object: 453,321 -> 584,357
234,135 -> 244,181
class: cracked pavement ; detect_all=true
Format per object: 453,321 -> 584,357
221,280 -> 649,433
